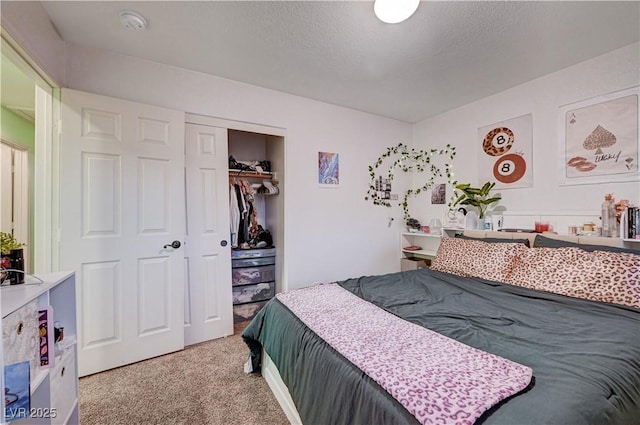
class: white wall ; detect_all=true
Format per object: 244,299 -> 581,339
412,43 -> 640,234
64,43 -> 413,289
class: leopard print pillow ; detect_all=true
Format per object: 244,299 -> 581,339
505,247 -> 640,308
431,237 -> 528,283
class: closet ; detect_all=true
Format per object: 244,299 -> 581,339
228,130 -> 283,324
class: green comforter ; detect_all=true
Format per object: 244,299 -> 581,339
242,268 -> 640,425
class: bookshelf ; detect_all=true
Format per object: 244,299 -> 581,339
400,232 -> 442,260
1,272 -> 78,425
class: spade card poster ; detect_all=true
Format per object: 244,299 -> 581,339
561,88 -> 638,184
478,113 -> 533,189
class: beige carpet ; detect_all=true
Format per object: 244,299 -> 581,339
79,324 -> 289,425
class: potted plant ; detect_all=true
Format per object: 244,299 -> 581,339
452,182 -> 502,229
1,232 -> 26,284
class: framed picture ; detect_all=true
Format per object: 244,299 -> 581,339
442,208 -> 466,229
318,152 -> 339,187
559,86 -> 639,185
478,113 -> 533,189
431,183 -> 446,204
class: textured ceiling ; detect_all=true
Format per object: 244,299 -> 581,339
37,1 -> 640,123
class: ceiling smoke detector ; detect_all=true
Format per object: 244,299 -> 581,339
119,10 -> 147,31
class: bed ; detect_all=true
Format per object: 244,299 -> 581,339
242,232 -> 640,425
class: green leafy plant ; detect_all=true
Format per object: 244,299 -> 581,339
364,142 -> 457,221
0,232 -> 25,255
452,182 -> 501,219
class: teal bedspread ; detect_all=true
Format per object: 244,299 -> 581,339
242,268 -> 640,425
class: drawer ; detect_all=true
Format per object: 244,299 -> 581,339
50,348 -> 77,425
232,256 -> 275,267
232,281 -> 275,305
3,299 -> 39,380
232,265 -> 275,285
231,248 -> 276,259
233,300 -> 268,323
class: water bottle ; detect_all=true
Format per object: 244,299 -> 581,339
8,248 -> 24,285
601,194 -> 617,237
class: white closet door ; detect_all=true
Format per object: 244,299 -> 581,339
184,123 -> 233,345
59,88 -> 185,376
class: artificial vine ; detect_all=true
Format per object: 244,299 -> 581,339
364,143 -> 457,221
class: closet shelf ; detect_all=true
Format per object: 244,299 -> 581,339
229,169 -> 274,179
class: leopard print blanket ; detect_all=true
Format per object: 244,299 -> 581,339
277,284 -> 533,425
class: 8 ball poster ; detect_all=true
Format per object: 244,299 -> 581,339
478,113 -> 533,189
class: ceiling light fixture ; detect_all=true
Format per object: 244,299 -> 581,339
374,0 -> 420,24
119,10 -> 147,31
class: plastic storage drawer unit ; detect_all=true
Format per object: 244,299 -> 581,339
232,281 -> 275,304
231,248 -> 277,259
231,256 -> 275,268
231,265 -> 275,286
231,248 -> 276,324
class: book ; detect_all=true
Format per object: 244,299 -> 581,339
628,206 -> 639,239
38,307 -> 55,368
4,361 -> 30,421
403,246 -> 422,251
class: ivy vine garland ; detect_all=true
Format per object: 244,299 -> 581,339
364,143 -> 457,221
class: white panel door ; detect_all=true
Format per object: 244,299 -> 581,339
59,88 -> 185,376
184,123 -> 233,345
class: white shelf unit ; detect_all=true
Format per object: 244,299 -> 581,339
400,232 -> 442,260
1,271 -> 78,425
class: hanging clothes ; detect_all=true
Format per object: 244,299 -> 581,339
229,183 -> 240,248
229,178 -> 264,249
234,183 -> 247,246
239,179 -> 259,241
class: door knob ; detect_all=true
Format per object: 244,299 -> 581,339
163,240 -> 182,249
220,240 -> 228,247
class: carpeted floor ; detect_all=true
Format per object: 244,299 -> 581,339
79,323 -> 289,425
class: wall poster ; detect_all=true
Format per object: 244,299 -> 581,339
431,183 -> 446,204
559,87 -> 639,185
318,151 -> 339,187
478,113 -> 533,189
